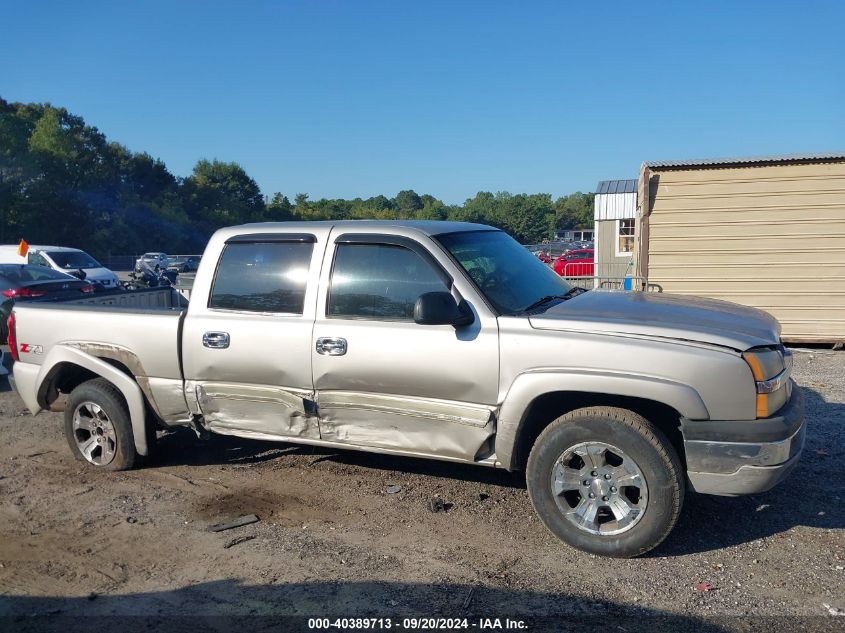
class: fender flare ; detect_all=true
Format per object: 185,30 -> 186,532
36,345 -> 149,456
495,369 -> 710,470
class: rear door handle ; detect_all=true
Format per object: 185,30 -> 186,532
203,331 -> 230,349
316,337 -> 347,356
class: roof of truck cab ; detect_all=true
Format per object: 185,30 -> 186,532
227,220 -> 499,237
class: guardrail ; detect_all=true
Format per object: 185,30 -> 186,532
550,259 -> 660,292
559,274 -> 662,292
597,277 -> 663,292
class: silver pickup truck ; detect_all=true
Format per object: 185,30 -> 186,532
8,221 -> 805,557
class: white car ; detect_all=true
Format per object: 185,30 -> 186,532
0,245 -> 120,289
135,252 -> 169,272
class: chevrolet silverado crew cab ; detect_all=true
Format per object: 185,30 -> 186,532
8,221 -> 805,557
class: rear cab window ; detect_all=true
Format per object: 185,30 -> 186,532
209,237 -> 315,314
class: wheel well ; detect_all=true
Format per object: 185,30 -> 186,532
38,359 -> 162,425
39,362 -> 98,407
511,391 -> 685,471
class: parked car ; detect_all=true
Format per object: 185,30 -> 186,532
0,264 -> 94,342
0,245 -> 121,289
135,252 -> 169,272
167,255 -> 201,273
7,221 -> 804,558
553,248 -> 595,277
533,250 -> 552,264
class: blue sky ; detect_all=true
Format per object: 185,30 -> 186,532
2,1 -> 843,203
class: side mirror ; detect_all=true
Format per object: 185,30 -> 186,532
414,291 -> 474,326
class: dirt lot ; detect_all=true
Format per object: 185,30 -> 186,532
0,348 -> 843,631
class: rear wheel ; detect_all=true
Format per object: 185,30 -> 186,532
64,378 -> 138,471
526,406 -> 684,557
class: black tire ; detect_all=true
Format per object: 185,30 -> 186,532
64,378 -> 138,471
526,406 -> 684,558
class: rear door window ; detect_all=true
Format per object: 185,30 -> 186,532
209,242 -> 314,314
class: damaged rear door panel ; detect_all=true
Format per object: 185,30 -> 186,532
181,230 -> 328,439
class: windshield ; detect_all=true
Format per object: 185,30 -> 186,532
436,230 -> 573,314
47,251 -> 101,269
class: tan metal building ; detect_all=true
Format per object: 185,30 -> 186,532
636,153 -> 845,344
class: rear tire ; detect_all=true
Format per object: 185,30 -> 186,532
64,378 -> 138,471
526,406 -> 684,558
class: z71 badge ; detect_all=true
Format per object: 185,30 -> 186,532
19,344 -> 43,354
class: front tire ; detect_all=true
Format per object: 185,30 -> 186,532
64,378 -> 138,471
526,406 -> 684,558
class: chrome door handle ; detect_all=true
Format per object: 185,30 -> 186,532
203,331 -> 230,349
316,337 -> 347,356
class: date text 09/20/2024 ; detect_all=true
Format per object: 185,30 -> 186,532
307,618 -> 527,630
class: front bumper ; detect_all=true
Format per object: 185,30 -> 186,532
682,383 -> 805,496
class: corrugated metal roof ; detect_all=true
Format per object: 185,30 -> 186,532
645,153 -> 845,170
595,179 -> 638,194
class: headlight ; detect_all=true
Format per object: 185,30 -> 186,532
743,346 -> 792,418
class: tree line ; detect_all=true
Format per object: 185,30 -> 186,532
0,97 -> 594,259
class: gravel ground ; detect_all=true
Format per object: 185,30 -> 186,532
0,347 -> 842,632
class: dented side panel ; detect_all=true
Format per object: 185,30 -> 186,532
197,382 -> 319,439
64,342 -> 190,422
146,377 -> 192,424
317,390 -> 496,461
318,391 -> 494,427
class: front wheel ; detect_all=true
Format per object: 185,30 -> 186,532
64,378 -> 138,471
526,406 -> 684,558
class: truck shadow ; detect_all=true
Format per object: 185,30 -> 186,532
150,386 -> 843,556
153,429 -> 527,489
0,579 -> 735,632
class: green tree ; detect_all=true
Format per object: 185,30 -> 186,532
294,193 -> 311,218
28,107 -> 74,159
267,192 -> 293,220
553,191 -> 594,232
365,194 -> 392,211
498,192 -> 554,244
453,191 -> 497,225
393,189 -> 423,216
185,159 -> 265,229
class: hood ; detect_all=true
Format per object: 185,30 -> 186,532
529,291 -> 781,350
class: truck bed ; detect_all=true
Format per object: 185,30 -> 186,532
12,287 -> 186,408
